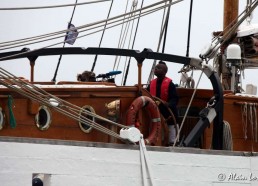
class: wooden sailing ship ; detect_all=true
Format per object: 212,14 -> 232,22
1,1 -> 258,186
0,0 -> 258,152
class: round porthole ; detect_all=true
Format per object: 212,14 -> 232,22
35,105 -> 52,130
79,105 -> 95,133
0,107 -> 5,130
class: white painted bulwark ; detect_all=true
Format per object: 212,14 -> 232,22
0,139 -> 257,186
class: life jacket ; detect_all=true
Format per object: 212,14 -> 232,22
150,77 -> 172,101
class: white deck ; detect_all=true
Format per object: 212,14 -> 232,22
0,137 -> 258,186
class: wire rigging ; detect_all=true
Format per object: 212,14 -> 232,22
161,0 -> 172,54
0,0 -> 183,52
147,0 -> 174,84
0,67 -> 129,141
0,2 -> 180,63
123,0 -> 145,85
0,0 -> 112,10
112,0 -> 130,72
113,2 -> 137,72
52,0 -> 79,83
120,3 -> 138,85
91,0 -> 114,72
114,1 -> 138,78
207,0 -> 258,61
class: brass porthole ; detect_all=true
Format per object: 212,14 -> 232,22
35,105 -> 52,130
0,107 -> 5,130
79,105 -> 95,133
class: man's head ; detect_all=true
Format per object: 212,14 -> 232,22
77,71 -> 96,82
154,61 -> 168,78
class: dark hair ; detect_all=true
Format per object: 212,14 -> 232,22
158,61 -> 166,66
158,61 -> 168,73
77,70 -> 96,82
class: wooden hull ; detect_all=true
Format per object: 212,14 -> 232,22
0,84 -> 258,151
177,88 -> 258,151
0,84 -> 138,143
177,88 -> 215,149
223,94 -> 258,151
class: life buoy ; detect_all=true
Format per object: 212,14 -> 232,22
126,96 -> 161,145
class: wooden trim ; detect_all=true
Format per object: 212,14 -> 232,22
89,94 -> 121,98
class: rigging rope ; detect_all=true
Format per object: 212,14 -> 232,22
173,70 -> 204,147
0,0 -> 173,47
0,0 -> 183,52
0,7 -> 175,64
223,121 -> 233,150
254,103 -> 257,142
120,2 -> 140,85
0,68 -> 130,141
113,3 -> 137,72
147,0 -> 174,84
246,0 -> 253,24
139,136 -> 155,186
112,0 -> 130,73
241,102 -> 258,148
206,0 -> 258,61
209,120 -> 233,150
241,102 -> 248,140
0,0 -> 112,10
123,0 -> 145,85
161,0 -> 172,54
52,0 -> 78,82
91,0 -> 114,72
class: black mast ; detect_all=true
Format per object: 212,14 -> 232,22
186,0 -> 193,57
91,0 -> 114,72
52,0 -> 78,82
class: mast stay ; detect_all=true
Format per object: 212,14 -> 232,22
51,0 -> 78,83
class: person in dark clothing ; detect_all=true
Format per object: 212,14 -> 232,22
147,61 -> 179,145
77,70 -> 96,82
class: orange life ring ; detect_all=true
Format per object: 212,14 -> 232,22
126,96 -> 161,145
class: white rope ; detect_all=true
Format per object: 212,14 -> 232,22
173,70 -> 204,147
0,0 -> 112,10
139,136 -> 155,186
140,137 -> 148,186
